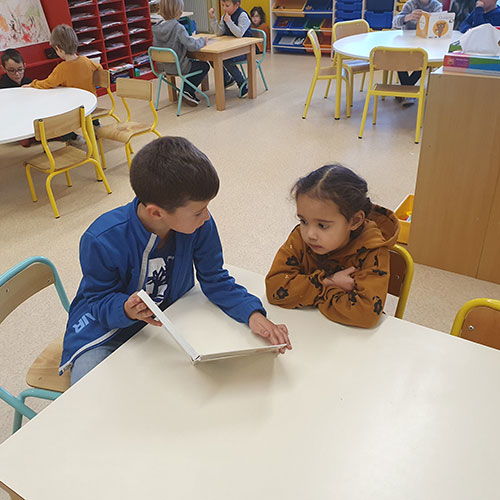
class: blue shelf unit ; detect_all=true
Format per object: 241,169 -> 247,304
364,0 -> 394,29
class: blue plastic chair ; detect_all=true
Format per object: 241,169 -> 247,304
148,46 -> 211,116
0,256 -> 71,433
238,29 -> 269,97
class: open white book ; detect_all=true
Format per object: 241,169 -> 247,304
137,288 -> 286,364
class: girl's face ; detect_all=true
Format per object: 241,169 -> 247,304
296,194 -> 364,255
251,12 -> 262,25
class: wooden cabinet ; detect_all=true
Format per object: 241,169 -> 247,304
409,69 -> 500,284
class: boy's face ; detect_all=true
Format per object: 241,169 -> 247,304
222,0 -> 239,16
2,57 -> 25,85
481,0 -> 497,11
419,0 -> 430,5
161,200 -> 211,234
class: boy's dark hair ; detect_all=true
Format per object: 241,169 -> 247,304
50,24 -> 79,55
225,0 -> 241,5
250,6 -> 265,23
292,165 -> 372,221
130,136 -> 220,212
1,48 -> 24,67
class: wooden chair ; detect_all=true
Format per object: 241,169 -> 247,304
358,46 -> 428,144
450,299 -> 500,350
91,69 -> 120,123
388,244 -> 414,319
96,78 -> 162,168
0,256 -> 71,434
332,19 -> 371,107
237,28 -> 269,97
302,29 -> 350,119
24,106 -> 112,218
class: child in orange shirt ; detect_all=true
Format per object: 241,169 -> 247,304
250,6 -> 270,52
266,165 -> 399,328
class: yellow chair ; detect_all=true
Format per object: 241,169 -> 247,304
450,298 -> 500,350
91,69 -> 120,123
388,244 -> 414,319
302,28 -> 350,119
332,19 -> 370,108
24,106 -> 112,218
96,78 -> 162,169
358,46 -> 428,144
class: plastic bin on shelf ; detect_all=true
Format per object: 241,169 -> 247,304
305,16 -> 324,29
303,30 -> 332,52
273,31 -> 307,51
320,17 -> 332,30
273,0 -> 307,16
395,194 -> 414,244
335,1 -> 362,12
304,0 -> 332,13
273,17 -> 293,28
364,10 -> 393,29
365,0 -> 394,12
335,10 -> 362,21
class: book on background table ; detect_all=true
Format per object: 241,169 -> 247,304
137,288 -> 286,365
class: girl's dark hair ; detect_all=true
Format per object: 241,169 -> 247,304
130,136 -> 220,212
250,6 -> 266,23
292,165 -> 372,221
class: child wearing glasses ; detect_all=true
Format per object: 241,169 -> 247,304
0,49 -> 32,89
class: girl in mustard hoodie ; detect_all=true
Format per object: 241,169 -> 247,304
266,165 -> 400,328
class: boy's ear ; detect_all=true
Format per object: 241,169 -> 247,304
349,210 -> 365,231
145,203 -> 167,219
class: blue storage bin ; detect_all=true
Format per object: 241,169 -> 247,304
273,31 -> 307,52
335,9 -> 362,20
290,17 -> 307,28
335,1 -> 362,11
273,17 -> 292,28
364,10 -> 393,28
304,0 -> 332,12
365,0 -> 394,12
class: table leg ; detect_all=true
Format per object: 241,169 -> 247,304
213,56 -> 226,111
247,45 -> 256,99
335,53 -> 343,120
166,76 -> 178,102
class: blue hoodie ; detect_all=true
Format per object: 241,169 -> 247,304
60,198 -> 265,373
460,5 -> 500,32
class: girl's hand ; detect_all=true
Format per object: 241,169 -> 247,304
208,7 -> 215,18
248,312 -> 292,353
124,292 -> 162,326
323,266 -> 357,292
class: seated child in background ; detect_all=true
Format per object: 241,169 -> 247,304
152,0 -> 210,106
61,136 -> 291,385
26,24 -> 102,147
449,0 -> 476,29
265,165 -> 399,329
459,0 -> 500,32
392,0 -> 442,106
0,49 -> 32,89
209,0 -> 252,97
250,6 -> 271,52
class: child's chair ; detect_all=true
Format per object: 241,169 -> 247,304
358,46 -> 428,144
24,106 -> 112,218
388,244 -> 414,319
0,256 -> 71,434
148,46 -> 211,116
302,29 -> 350,119
96,78 -> 162,168
450,299 -> 500,350
91,69 -> 120,123
332,20 -> 370,107
237,28 -> 269,97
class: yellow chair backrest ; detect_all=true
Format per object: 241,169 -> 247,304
388,244 -> 414,319
306,29 -> 322,68
333,19 -> 370,42
370,46 -> 428,73
93,68 -> 111,89
450,298 -> 500,350
116,78 -> 153,101
34,107 -> 83,141
149,47 -> 177,64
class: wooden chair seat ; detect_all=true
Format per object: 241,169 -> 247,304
318,66 -> 337,77
91,106 -> 112,119
96,121 -> 151,144
26,337 -> 70,393
25,146 -> 88,172
344,60 -> 370,72
373,83 -> 421,95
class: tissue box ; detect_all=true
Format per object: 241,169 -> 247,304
443,52 -> 500,75
416,11 -> 455,39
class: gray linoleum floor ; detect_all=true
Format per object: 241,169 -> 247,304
1,53 -> 499,458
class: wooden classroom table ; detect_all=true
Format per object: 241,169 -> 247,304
332,29 -> 462,119
2,266 -> 500,499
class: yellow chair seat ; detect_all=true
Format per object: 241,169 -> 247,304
25,146 -> 88,172
373,83 -> 421,95
91,106 -> 112,119
97,121 -> 151,144
26,338 -> 70,393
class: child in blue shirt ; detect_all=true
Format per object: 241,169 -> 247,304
208,0 -> 253,97
61,136 -> 291,384
460,0 -> 500,31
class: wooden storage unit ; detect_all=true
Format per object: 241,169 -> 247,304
409,70 -> 500,284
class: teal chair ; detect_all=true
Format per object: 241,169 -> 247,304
0,256 -> 71,433
238,28 -> 269,97
148,46 -> 211,116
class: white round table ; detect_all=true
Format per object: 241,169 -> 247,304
0,87 -> 97,144
332,29 -> 461,118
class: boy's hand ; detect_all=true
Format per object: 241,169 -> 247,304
475,1 -> 484,7
405,9 -> 423,22
224,13 -> 231,23
208,7 -> 215,18
22,84 -> 31,88
248,312 -> 292,353
323,266 -> 356,292
124,292 -> 162,326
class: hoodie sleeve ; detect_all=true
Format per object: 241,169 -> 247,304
392,0 -> 415,28
266,228 -> 327,308
175,22 -> 206,51
318,247 -> 390,328
193,216 -> 266,324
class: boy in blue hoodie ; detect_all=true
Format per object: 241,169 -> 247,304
61,136 -> 291,384
459,0 -> 500,32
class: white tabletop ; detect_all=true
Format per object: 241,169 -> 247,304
333,29 -> 462,63
0,87 -> 97,144
1,266 -> 500,499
